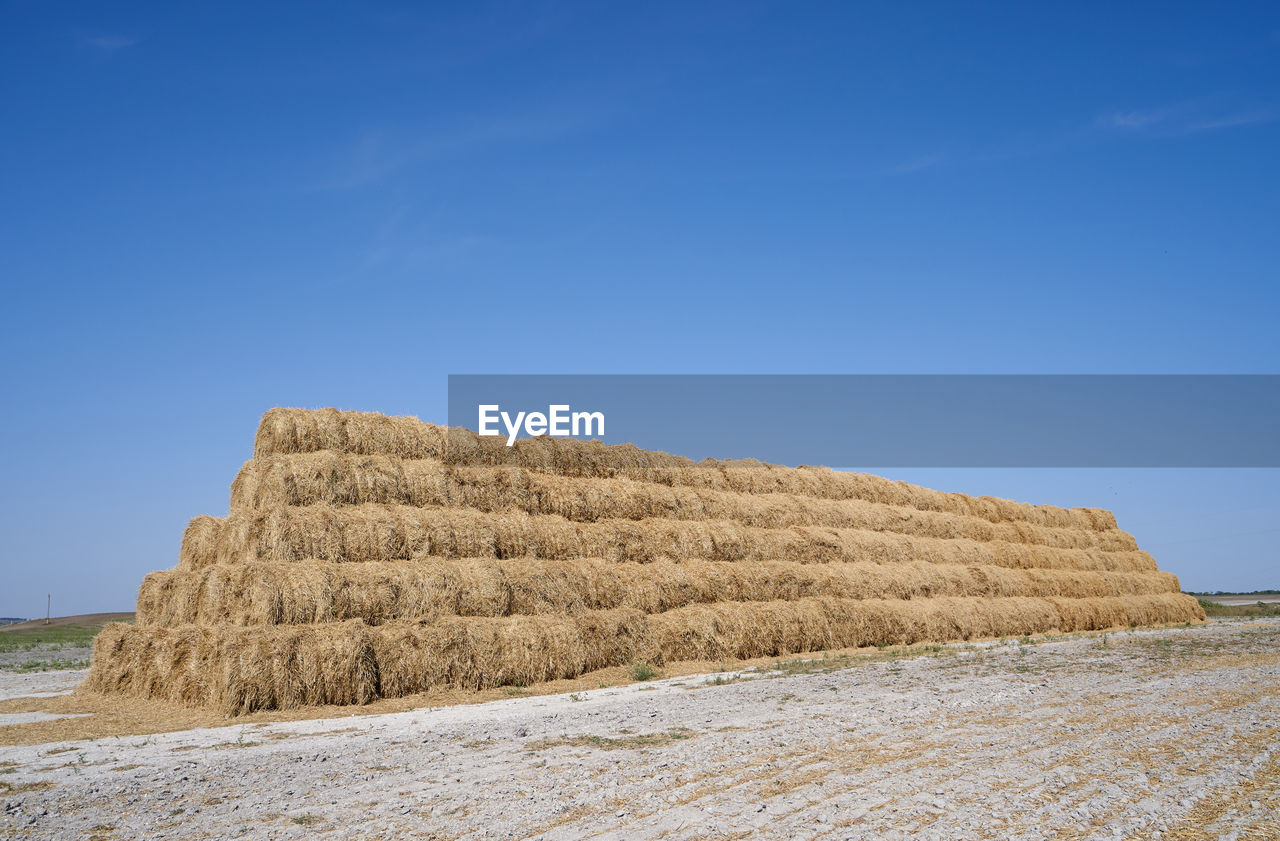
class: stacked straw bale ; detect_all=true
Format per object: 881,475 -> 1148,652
88,408 -> 1205,713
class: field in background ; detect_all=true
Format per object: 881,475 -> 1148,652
0,613 -> 133,651
0,613 -> 133,673
1196,598 -> 1280,618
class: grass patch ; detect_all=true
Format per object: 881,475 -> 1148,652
290,814 -> 325,826
769,652 -> 856,675
0,627 -> 105,653
527,728 -> 694,752
0,613 -> 132,656
1197,599 -> 1280,618
694,672 -> 745,688
629,661 -> 660,681
1,658 -> 90,673
766,642 -> 952,677
0,779 -> 56,794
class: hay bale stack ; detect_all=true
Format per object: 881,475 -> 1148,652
88,408 -> 1205,713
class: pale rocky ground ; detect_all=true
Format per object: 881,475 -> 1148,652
2,618 -> 1278,841
0,648 -> 93,673
0,672 -> 84,703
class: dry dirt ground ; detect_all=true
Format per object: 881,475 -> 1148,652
0,615 -> 134,634
1202,596 -> 1280,606
0,614 -> 133,673
1,618 -> 1277,841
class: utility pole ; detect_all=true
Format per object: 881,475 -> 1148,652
46,594 -> 50,625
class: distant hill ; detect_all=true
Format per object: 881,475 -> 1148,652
0,612 -> 134,633
0,617 -> 26,626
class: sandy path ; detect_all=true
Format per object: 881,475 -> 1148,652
1,619 -> 1277,840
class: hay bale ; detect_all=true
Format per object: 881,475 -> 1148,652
86,620 -> 382,714
92,593 -> 1203,712
252,409 -> 1115,532
201,503 -> 1155,573
135,560 -> 1183,626
88,611 -> 650,713
178,515 -> 226,569
229,453 -> 1138,552
87,407 -> 1203,714
254,407 -> 449,462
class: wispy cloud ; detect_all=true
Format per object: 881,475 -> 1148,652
1100,98 -> 1274,135
1189,111 -> 1272,132
886,153 -> 944,176
322,104 -> 605,191
82,34 -> 137,52
358,206 -> 495,276
1105,107 -> 1173,130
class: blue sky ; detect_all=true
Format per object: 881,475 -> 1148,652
1,2 -> 1278,616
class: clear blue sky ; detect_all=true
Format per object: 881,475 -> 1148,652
2,2 -> 1277,616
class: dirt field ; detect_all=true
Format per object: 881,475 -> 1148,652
0,614 -> 133,674
0,614 -> 134,635
1199,595 -> 1280,606
1,618 -> 1277,840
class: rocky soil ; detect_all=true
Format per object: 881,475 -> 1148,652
2,618 -> 1277,840
0,648 -> 93,673
0,671 -> 85,704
